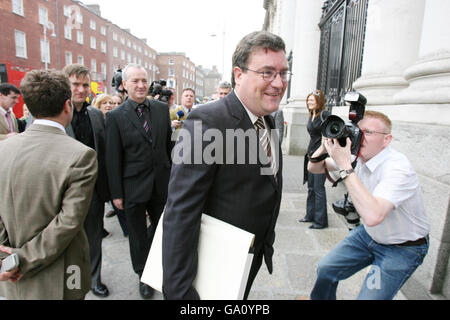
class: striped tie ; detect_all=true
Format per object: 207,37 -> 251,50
5,110 -> 14,133
255,117 -> 277,183
137,104 -> 150,134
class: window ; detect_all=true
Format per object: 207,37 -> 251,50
91,59 -> 97,73
90,36 -> 96,50
77,55 -> 84,65
100,26 -> 106,36
76,12 -> 83,24
65,52 -> 72,66
121,50 -> 125,60
38,6 -> 48,25
101,63 -> 107,80
40,38 -> 50,63
169,59 -> 174,65
64,25 -> 72,40
90,20 -> 96,30
127,53 -> 131,63
101,41 -> 106,53
14,30 -> 27,58
113,47 -> 118,58
12,0 -> 24,16
77,30 -> 83,44
63,5 -> 71,17
127,40 -> 131,48
121,37 -> 125,45
113,32 -> 118,41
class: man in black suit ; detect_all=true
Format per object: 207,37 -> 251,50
63,64 -> 111,298
162,31 -> 290,299
105,63 -> 173,299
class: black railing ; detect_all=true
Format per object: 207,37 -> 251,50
317,0 -> 368,109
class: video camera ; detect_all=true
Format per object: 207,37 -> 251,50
149,80 -> 173,103
320,91 -> 366,155
111,69 -> 126,94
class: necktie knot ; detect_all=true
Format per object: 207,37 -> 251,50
255,117 -> 265,130
5,110 -> 14,133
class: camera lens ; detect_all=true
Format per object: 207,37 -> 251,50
330,123 -> 341,135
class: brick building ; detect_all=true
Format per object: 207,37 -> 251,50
156,52 -> 198,105
0,0 -> 159,100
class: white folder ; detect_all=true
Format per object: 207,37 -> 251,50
141,213 -> 255,300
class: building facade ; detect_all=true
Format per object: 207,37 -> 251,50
265,0 -> 450,299
156,52 -> 197,104
1,0 -> 159,103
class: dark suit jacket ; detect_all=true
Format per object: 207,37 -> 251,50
66,105 -> 110,202
162,90 -> 283,299
105,98 -> 173,204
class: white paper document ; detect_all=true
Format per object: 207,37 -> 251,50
141,213 -> 255,300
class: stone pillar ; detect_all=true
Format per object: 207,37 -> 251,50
394,0 -> 450,105
353,0 -> 426,105
282,0 -> 323,155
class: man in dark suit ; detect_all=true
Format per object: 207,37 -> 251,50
63,64 -> 110,298
162,31 -> 290,299
105,63 -> 173,299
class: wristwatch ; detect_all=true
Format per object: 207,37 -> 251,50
339,168 -> 354,180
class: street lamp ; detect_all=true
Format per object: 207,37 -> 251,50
43,21 -> 56,70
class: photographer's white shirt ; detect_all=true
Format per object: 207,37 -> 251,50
355,146 -> 430,245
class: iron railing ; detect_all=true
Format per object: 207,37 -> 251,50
317,0 -> 369,109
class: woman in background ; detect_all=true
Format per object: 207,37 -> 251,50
300,90 -> 330,229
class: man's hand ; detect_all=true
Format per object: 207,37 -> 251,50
0,245 -> 22,283
113,198 -> 124,211
323,137 -> 353,169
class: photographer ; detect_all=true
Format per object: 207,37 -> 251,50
308,110 -> 430,300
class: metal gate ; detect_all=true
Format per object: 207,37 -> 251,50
317,0 -> 369,109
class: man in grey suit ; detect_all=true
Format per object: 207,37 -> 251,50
0,83 -> 21,140
0,69 -> 97,299
162,31 -> 290,299
63,64 -> 110,298
105,63 -> 173,299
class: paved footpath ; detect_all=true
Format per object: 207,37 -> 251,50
87,155 -> 405,300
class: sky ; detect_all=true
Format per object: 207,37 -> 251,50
83,0 -> 266,82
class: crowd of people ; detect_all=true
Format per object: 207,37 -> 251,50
0,30 -> 430,301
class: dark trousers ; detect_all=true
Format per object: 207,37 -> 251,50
112,202 -> 129,237
305,171 -> 328,227
124,195 -> 166,278
84,190 -> 105,288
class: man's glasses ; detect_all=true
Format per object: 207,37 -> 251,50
242,67 -> 292,82
362,129 -> 389,136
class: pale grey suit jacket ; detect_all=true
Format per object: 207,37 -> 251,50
0,124 -> 97,299
0,109 -> 19,140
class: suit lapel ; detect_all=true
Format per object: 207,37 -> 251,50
0,113 -> 8,133
87,107 -> 99,150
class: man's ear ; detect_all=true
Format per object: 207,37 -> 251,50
63,99 -> 72,114
233,67 -> 243,88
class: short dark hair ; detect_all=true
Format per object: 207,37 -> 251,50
231,31 -> 286,87
20,69 -> 71,118
182,88 -> 195,95
0,83 -> 21,96
62,64 -> 90,80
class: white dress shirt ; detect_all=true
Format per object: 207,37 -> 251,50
33,119 -> 66,133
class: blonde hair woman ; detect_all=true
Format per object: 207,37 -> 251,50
93,94 -> 114,116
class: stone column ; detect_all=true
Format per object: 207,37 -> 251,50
352,0 -> 426,105
394,0 -> 450,105
282,0 -> 323,155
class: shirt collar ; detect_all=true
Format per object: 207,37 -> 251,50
33,119 -> 66,133
129,98 -> 149,110
363,146 -> 392,172
0,107 -> 13,115
234,90 -> 259,125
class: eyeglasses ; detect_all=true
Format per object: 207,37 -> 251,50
241,67 -> 292,82
362,129 -> 389,136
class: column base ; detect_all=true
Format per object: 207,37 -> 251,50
282,99 -> 310,156
394,50 -> 450,104
353,74 -> 409,106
